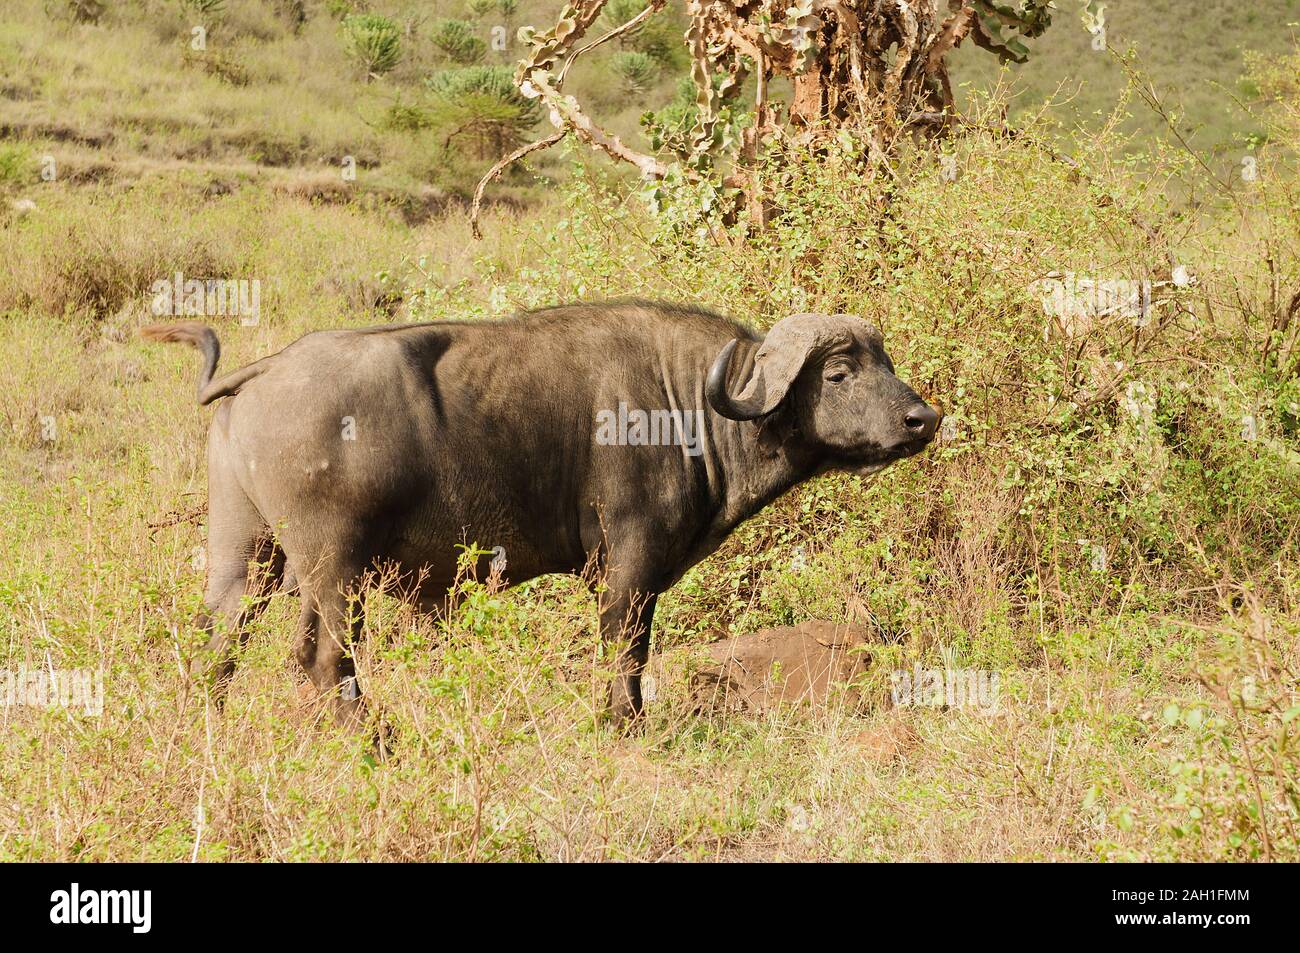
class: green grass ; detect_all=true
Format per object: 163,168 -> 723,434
0,0 -> 681,204
953,0 -> 1300,162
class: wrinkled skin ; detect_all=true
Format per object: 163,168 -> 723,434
145,300 -> 938,735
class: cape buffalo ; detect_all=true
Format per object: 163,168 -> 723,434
143,300 -> 938,731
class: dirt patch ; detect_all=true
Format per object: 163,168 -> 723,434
851,715 -> 920,764
652,620 -> 875,714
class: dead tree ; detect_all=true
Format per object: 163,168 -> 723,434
472,0 -> 1069,235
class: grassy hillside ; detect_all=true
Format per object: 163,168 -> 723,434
954,0 -> 1300,158
0,2 -> 1297,861
2,0 -> 1295,207
0,0 -> 685,207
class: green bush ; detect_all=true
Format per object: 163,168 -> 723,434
324,0 -> 366,19
642,76 -> 710,158
610,50 -> 657,95
426,64 -> 539,158
342,13 -> 402,79
429,18 -> 486,65
598,0 -> 649,32
598,0 -> 681,65
0,144 -> 32,186
383,99 -> 433,132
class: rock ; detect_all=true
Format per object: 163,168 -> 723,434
685,620 -> 874,714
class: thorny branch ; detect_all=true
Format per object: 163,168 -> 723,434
471,0 -> 1062,235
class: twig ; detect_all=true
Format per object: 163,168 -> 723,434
470,132 -> 566,239
557,1 -> 665,88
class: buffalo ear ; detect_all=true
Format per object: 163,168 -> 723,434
732,314 -> 847,416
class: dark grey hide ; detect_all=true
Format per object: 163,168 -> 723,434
143,300 -> 938,731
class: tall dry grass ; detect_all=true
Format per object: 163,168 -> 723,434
0,9 -> 1297,862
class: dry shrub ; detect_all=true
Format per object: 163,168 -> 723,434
0,190 -> 234,319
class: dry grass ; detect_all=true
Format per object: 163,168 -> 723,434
1,255 -> 1294,859
0,1 -> 1297,863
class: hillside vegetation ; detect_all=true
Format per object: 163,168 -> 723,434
954,0 -> 1300,160
0,1 -> 1297,861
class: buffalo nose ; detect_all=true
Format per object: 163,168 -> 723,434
903,403 -> 939,439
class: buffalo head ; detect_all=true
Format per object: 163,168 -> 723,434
706,312 -> 939,474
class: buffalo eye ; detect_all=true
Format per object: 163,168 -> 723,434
825,369 -> 848,384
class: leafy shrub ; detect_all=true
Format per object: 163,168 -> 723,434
383,99 -> 434,132
429,18 -> 486,65
598,0 -> 649,33
1145,605 -> 1300,861
181,47 -> 250,86
0,144 -> 32,186
610,50 -> 657,95
642,76 -> 708,158
598,0 -> 681,65
464,0 -> 496,19
325,0 -> 367,19
343,13 -> 402,79
426,64 -> 539,158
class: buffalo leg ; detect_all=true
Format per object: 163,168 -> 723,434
599,575 -> 659,724
292,564 -> 367,730
192,468 -> 282,704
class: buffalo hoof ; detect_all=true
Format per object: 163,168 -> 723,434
602,696 -> 645,734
